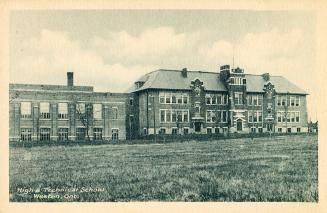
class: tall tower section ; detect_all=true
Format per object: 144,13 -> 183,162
220,65 -> 248,133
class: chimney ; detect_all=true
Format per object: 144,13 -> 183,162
262,73 -> 270,81
181,68 -> 187,78
67,72 -> 74,86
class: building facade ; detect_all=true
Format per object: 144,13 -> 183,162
9,72 -> 128,142
129,65 -> 308,138
9,65 -> 309,142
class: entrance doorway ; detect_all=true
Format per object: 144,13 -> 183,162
236,119 -> 242,131
194,122 -> 201,132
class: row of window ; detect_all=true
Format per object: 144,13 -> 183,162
276,95 -> 300,107
247,94 -> 263,106
276,111 -> 300,123
159,93 -> 189,105
277,127 -> 302,133
146,126 -> 302,135
230,77 -> 246,85
248,110 -> 263,123
155,127 -> 229,135
206,110 -> 228,123
20,128 -> 119,141
160,109 -> 189,123
205,94 -> 228,105
20,102 -> 119,120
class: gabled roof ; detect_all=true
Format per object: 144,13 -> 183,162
130,69 -> 307,95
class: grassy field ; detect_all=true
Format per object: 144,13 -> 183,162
9,135 -> 318,202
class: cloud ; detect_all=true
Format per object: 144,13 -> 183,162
12,29 -> 158,92
90,27 -> 202,65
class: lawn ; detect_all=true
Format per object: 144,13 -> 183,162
9,134 -> 318,202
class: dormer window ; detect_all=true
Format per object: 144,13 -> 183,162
135,82 -> 144,89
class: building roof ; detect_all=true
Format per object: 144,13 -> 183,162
9,83 -> 94,93
130,69 -> 307,94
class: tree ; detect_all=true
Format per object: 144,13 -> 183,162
76,103 -> 93,141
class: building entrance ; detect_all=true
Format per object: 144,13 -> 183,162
236,119 -> 242,131
194,122 -> 201,132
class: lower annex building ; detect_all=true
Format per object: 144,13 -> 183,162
9,65 -> 309,142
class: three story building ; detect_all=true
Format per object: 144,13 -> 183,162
129,65 -> 308,138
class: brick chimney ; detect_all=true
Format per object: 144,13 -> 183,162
262,73 -> 270,81
67,72 -> 74,86
181,68 -> 187,78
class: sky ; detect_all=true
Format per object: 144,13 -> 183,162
9,10 -> 317,121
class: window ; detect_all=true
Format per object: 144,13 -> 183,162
287,128 -> 292,133
206,96 -> 211,105
21,128 -> 32,141
207,127 -> 212,134
278,128 -> 282,133
160,109 -> 189,123
93,128 -> 103,140
277,112 -> 282,122
177,95 -> 183,104
129,98 -> 133,106
251,127 -> 256,133
234,92 -> 243,105
58,103 -> 68,119
93,104 -> 102,119
277,96 -> 281,106
290,96 -> 295,106
160,110 -> 165,123
295,96 -> 300,106
281,96 -> 286,106
172,111 -> 177,122
258,128 -> 263,133
76,128 -> 86,140
291,112 -> 295,123
159,128 -> 166,134
172,95 -> 177,104
222,111 -> 228,123
166,95 -> 171,104
258,111 -> 262,122
206,110 -> 216,123
249,111 -> 262,123
159,93 -> 165,104
253,111 -> 258,122
297,128 -> 301,133
248,111 -> 253,123
112,129 -> 119,140
212,96 -> 217,105
21,102 -> 31,118
76,103 -> 86,114
215,127 -> 220,134
172,128 -> 178,135
223,94 -> 228,105
183,127 -> 189,135
58,128 -> 68,141
248,95 -> 263,106
183,95 -> 188,104
295,112 -> 300,122
287,113 -> 291,122
40,128 -> 50,141
230,77 -> 243,85
40,102 -> 50,119
166,110 -> 171,122
184,110 -> 189,122
112,107 -> 118,120
177,111 -> 183,122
